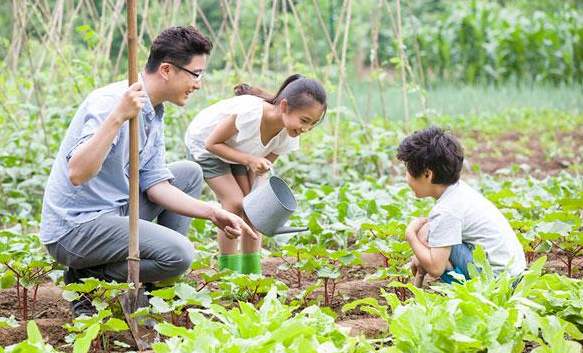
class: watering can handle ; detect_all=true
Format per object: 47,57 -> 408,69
251,166 -> 275,190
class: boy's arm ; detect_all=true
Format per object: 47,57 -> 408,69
406,218 -> 452,277
146,180 -> 257,240
204,114 -> 272,174
68,82 -> 146,185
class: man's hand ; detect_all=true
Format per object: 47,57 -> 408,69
246,156 -> 273,175
406,217 -> 428,242
111,82 -> 148,123
210,208 -> 257,240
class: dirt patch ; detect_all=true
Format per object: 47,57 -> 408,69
0,283 -> 72,321
2,252 -> 582,349
337,317 -> 389,338
463,130 -> 582,178
0,318 -> 70,349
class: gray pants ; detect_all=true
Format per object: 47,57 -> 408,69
46,161 -> 203,283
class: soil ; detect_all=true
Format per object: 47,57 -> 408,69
463,130 -> 582,178
1,133 -> 581,350
1,252 -> 581,350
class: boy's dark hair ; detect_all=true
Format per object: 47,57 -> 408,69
234,74 -> 327,122
145,26 -> 212,73
397,126 -> 464,185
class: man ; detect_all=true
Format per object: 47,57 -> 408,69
40,27 -> 255,311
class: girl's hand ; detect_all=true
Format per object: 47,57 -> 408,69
246,156 -> 273,175
112,82 -> 148,122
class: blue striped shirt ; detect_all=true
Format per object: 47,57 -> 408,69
40,79 -> 173,244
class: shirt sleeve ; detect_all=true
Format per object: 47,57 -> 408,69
272,136 -> 300,155
234,100 -> 262,143
138,126 -> 174,191
428,211 -> 463,247
65,96 -> 119,161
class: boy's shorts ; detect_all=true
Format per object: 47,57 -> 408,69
440,242 -> 474,284
195,156 -> 248,179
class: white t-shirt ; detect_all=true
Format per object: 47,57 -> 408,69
185,95 -> 299,163
428,181 -> 526,277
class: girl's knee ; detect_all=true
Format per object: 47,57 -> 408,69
222,198 -> 244,214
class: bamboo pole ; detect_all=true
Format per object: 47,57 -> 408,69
242,0 -> 266,73
261,0 -> 278,75
395,0 -> 410,131
286,0 -> 316,73
332,0 -> 353,179
282,0 -> 293,73
126,0 -> 140,295
309,0 -> 362,121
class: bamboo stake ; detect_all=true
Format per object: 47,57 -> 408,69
242,0 -> 266,73
395,0 -> 410,131
286,0 -> 316,72
332,0 -> 353,179
282,0 -> 293,73
127,0 -> 140,299
123,0 -> 144,349
309,0 -> 363,122
261,0 -> 278,75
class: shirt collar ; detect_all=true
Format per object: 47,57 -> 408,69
139,74 -> 165,121
437,181 -> 460,202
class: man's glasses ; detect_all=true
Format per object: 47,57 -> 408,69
168,62 -> 204,82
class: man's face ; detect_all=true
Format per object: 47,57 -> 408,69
405,169 -> 433,198
166,55 -> 207,106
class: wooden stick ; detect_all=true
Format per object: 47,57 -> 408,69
127,0 -> 140,293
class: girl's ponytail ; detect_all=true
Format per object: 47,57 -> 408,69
233,74 -> 303,104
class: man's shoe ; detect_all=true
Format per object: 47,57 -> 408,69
63,267 -> 98,316
70,296 -> 97,316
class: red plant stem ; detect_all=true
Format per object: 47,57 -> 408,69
15,279 -> 23,320
23,287 -> 28,321
379,254 -> 389,267
331,280 -> 337,302
196,281 -> 210,292
31,284 -> 39,318
298,270 -> 302,289
323,278 -> 329,306
297,251 -> 302,288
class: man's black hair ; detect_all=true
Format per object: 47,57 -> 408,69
145,26 -> 212,73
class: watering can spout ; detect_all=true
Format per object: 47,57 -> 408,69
273,226 -> 309,235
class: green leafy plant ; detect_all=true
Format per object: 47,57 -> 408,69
0,229 -> 58,320
151,287 -> 373,352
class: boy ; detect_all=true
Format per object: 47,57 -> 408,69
397,126 -> 526,285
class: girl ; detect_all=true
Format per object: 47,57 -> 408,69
185,74 -> 327,274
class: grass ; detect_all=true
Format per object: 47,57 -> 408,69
174,76 -> 583,123
336,80 -> 583,121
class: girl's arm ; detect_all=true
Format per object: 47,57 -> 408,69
204,114 -> 272,174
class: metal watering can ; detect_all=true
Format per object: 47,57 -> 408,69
242,168 -> 308,237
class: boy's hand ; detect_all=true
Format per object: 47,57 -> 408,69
246,156 -> 273,175
211,208 -> 257,240
406,217 -> 427,241
112,82 -> 148,122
